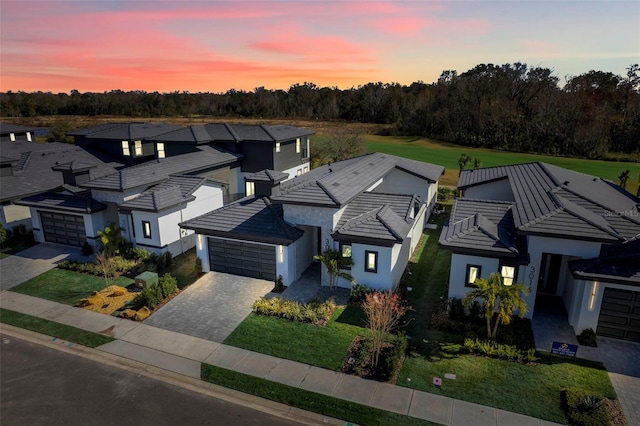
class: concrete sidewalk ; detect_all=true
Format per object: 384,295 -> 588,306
1,291 -> 563,426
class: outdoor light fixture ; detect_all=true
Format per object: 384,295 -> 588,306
588,281 -> 599,311
197,234 -> 203,250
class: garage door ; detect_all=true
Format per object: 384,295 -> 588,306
597,288 -> 640,342
208,238 -> 276,281
40,212 -> 86,247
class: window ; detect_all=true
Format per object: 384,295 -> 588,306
500,264 -> 517,286
142,221 -> 152,239
134,140 -> 143,156
340,243 -> 352,269
465,265 -> 481,287
122,141 -> 130,156
296,138 -> 301,153
157,143 -> 165,159
245,181 -> 255,196
9,133 -> 15,142
303,137 -> 310,158
303,166 -> 308,173
26,132 -> 32,142
275,142 -> 281,153
365,250 -> 378,273
296,169 -> 302,176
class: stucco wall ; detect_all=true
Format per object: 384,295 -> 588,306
448,254 -> 501,300
1,204 -> 32,229
347,243 -> 394,290
463,178 -> 514,201
371,169 -> 432,205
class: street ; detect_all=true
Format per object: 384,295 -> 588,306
1,335 -> 302,426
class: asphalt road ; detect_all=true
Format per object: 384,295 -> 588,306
0,335 -> 302,426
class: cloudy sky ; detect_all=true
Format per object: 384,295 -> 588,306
1,1 -> 638,93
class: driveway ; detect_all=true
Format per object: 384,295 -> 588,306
0,243 -> 86,290
143,272 -> 274,343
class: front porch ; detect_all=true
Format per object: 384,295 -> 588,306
277,262 -> 350,305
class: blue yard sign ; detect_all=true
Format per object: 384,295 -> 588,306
551,341 -> 578,357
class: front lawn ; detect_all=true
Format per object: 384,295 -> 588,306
224,306 -> 366,371
10,268 -> 134,305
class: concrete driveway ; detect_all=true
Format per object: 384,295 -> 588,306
143,272 -> 274,343
0,243 -> 86,290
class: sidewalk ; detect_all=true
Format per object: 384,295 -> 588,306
0,291 -> 562,426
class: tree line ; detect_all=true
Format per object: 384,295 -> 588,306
1,62 -> 639,159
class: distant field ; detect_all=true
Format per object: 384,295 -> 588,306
363,135 -> 640,194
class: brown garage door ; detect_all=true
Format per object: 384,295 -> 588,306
40,211 -> 86,247
208,238 -> 276,281
597,288 -> 640,342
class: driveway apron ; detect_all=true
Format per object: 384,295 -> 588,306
0,243 -> 86,290
143,272 -> 274,342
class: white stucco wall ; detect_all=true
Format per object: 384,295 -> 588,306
28,207 -> 44,243
1,204 -> 32,230
448,253 -> 501,300
463,178 -> 514,201
196,234 -> 210,272
282,162 -> 310,181
346,243 -> 395,290
371,168 -> 433,206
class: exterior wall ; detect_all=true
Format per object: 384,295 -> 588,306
291,225 -> 315,283
84,211 -> 108,248
464,178 -> 514,201
346,243 -> 394,290
448,254 -> 501,300
273,139 -> 306,173
28,207 -> 44,243
241,142 -> 275,173
281,162 -> 310,181
196,234 -> 210,272
1,132 -> 32,142
371,169 -> 431,205
91,188 -> 141,205
1,204 -> 32,230
410,205 -> 427,254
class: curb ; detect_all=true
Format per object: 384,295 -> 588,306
0,324 -> 352,426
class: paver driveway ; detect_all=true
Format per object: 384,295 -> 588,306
0,243 -> 85,290
143,272 -> 274,343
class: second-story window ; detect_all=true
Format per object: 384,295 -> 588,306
245,181 -> 255,196
122,141 -> 130,156
275,142 -> 281,153
157,143 -> 165,159
134,140 -> 143,156
296,138 -> 301,153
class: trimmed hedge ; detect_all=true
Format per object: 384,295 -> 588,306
562,387 -> 610,426
464,338 -> 537,363
252,297 -> 336,324
58,257 -> 137,276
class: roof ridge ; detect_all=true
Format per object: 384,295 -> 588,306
551,192 -> 623,240
316,180 -> 342,206
224,123 -> 241,142
339,208 -> 379,232
260,125 -> 277,141
376,205 -> 405,240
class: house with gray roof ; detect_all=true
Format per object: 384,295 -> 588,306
181,152 -> 444,289
440,162 -> 640,342
0,123 -> 40,143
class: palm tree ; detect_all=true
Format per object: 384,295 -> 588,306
314,243 -> 354,293
618,169 -> 630,190
458,153 -> 470,176
463,272 -> 529,339
97,222 -> 125,256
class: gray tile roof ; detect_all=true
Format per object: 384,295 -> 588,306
179,197 -> 303,245
458,162 -> 640,242
333,192 -> 417,244
118,175 -> 206,212
0,141 -> 121,202
81,145 -> 240,191
246,169 -> 289,183
1,123 -> 40,135
145,123 -> 314,144
51,160 -> 96,172
67,122 -> 182,140
274,152 -> 444,207
569,240 -> 640,286
439,199 -> 523,257
15,189 -> 107,214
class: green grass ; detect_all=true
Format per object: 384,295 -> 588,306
224,306 -> 366,371
201,363 -> 435,426
0,251 -> 9,260
10,268 -> 134,305
398,353 -> 615,423
0,308 -> 114,348
364,135 -> 640,193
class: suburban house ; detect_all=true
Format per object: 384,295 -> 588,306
439,162 -> 640,342
180,152 -> 444,291
14,122 -> 313,257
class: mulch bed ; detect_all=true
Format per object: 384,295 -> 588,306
342,336 -> 405,384
605,398 -> 628,426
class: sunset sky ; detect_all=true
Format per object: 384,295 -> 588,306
1,1 -> 639,94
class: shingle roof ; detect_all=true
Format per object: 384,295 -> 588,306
15,189 -> 107,214
0,141 -> 121,202
81,145 -> 240,191
332,192 -> 417,244
569,240 -> 640,286
179,197 -> 303,245
67,122 -> 182,140
273,152 -> 444,207
118,175 -> 206,212
458,162 -> 640,242
439,199 -> 523,257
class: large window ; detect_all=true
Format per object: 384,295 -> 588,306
157,143 -> 165,159
296,138 -> 301,153
134,140 -> 143,156
365,250 -> 378,273
122,141 -> 130,156
465,265 -> 481,287
500,264 -> 517,286
142,221 -> 152,239
340,242 -> 352,269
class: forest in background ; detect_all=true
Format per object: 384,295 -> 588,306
1,62 -> 639,161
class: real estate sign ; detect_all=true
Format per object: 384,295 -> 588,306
551,341 -> 578,357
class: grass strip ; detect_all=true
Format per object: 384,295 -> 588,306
201,363 -> 435,426
0,308 -> 114,348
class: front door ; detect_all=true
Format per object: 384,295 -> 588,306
537,253 -> 562,295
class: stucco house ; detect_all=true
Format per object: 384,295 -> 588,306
439,162 -> 640,342
181,152 -> 444,291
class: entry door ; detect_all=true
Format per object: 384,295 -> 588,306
537,253 -> 562,295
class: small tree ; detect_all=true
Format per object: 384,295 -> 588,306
95,252 -> 117,305
97,222 -> 126,256
463,272 -> 529,339
362,291 -> 410,366
473,157 -> 482,170
618,169 -> 630,190
314,242 -> 354,293
458,153 -> 470,176
0,224 -> 6,248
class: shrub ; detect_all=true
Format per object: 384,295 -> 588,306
464,338 -> 538,363
384,332 -> 408,379
0,224 -> 7,248
577,328 -> 598,347
161,251 -> 173,269
274,275 -> 285,292
132,285 -> 162,310
159,273 -> 177,298
81,242 -> 94,256
194,256 -> 203,275
562,387 -> 609,426
252,297 -> 336,324
448,297 -> 466,321
349,283 -> 373,305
